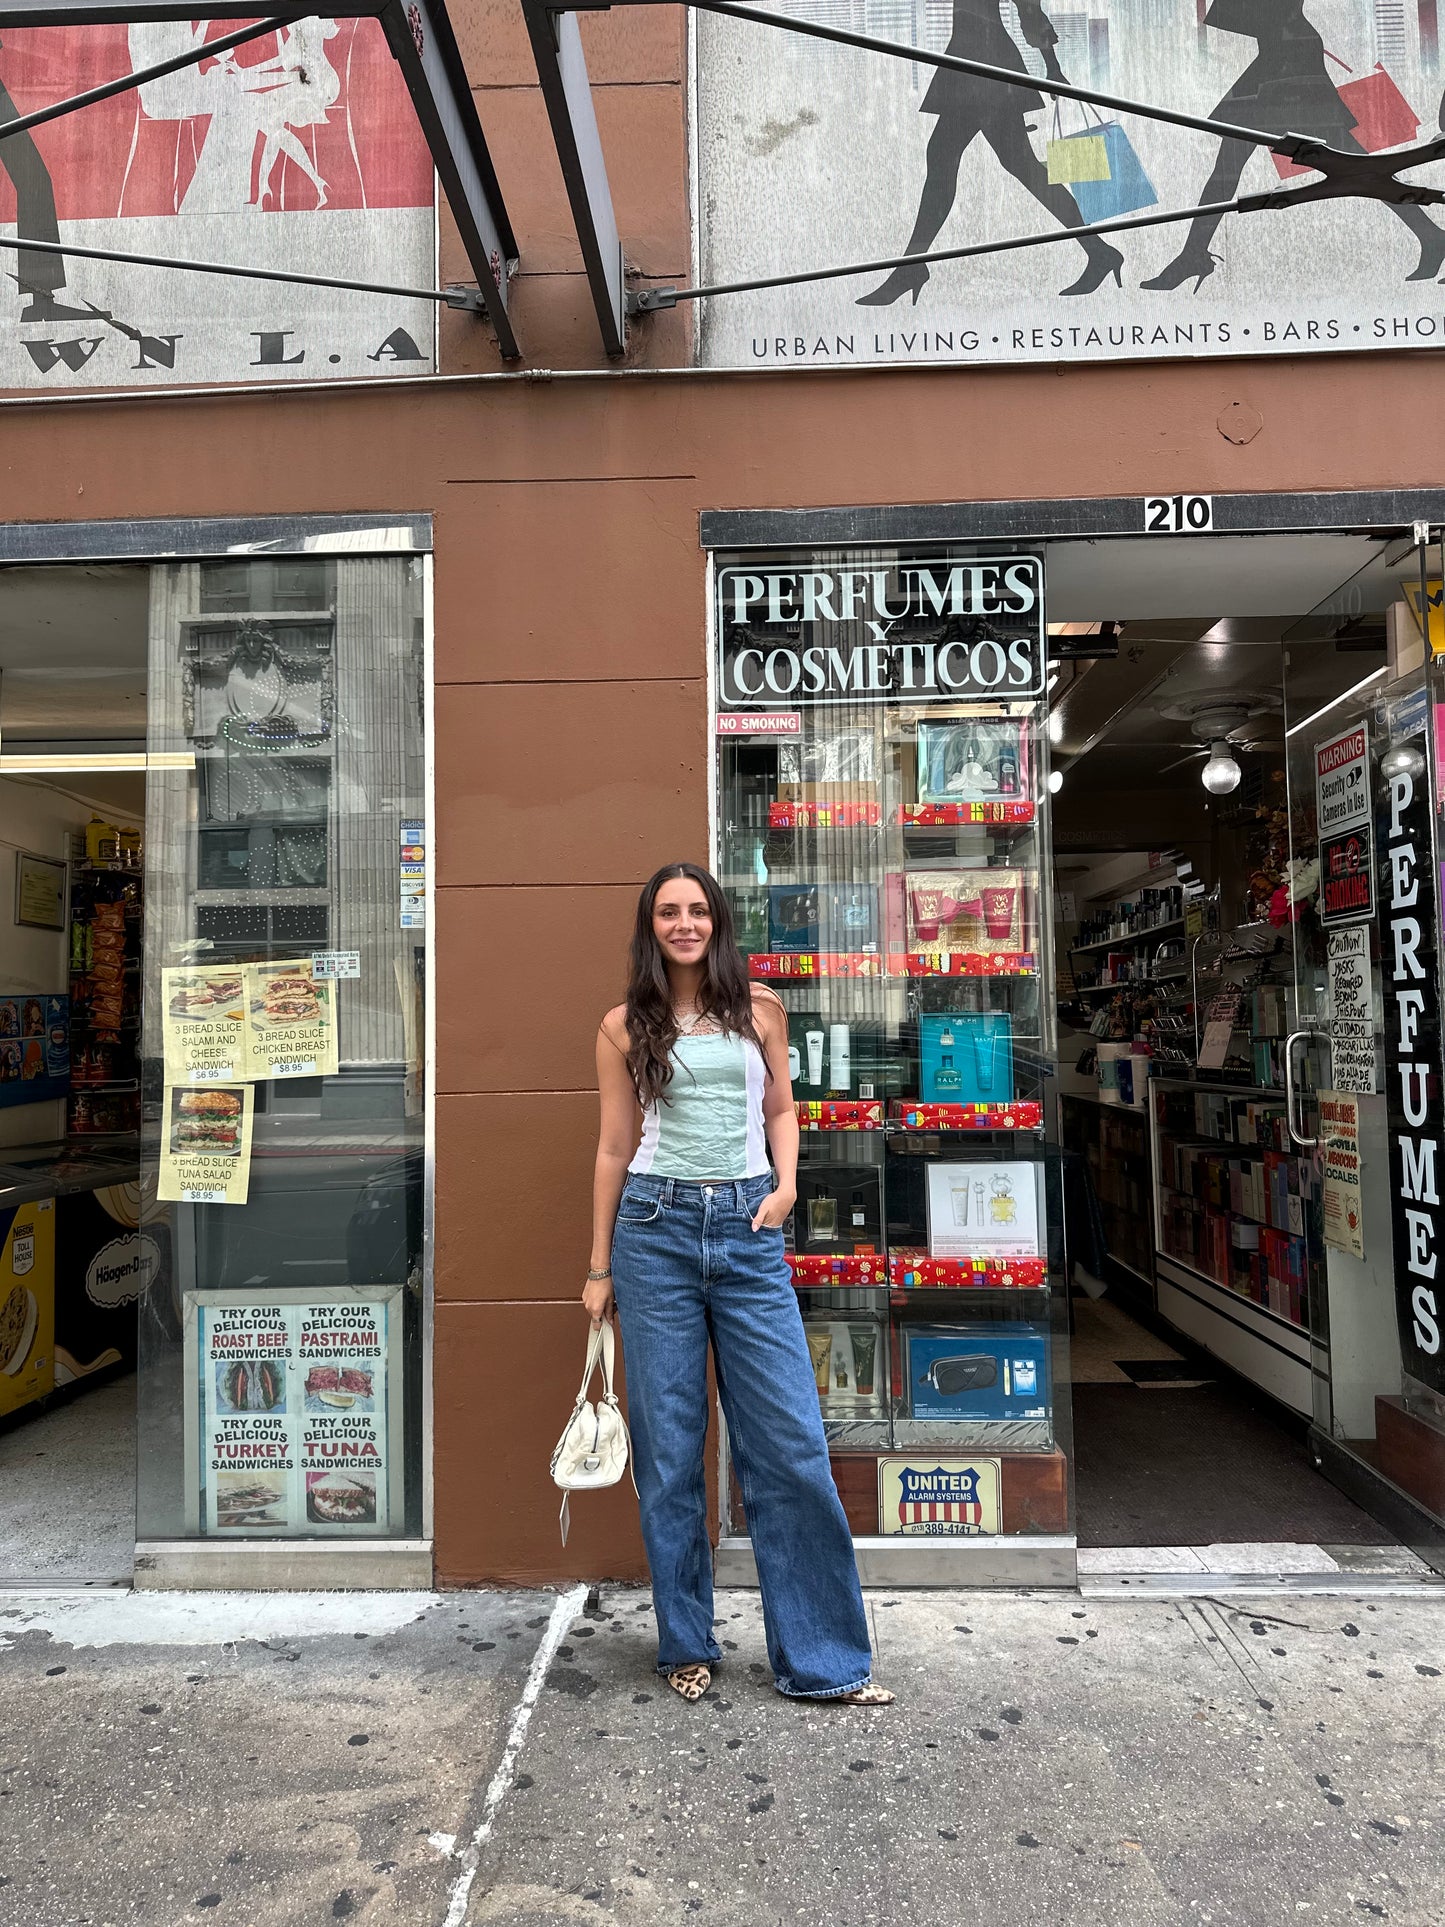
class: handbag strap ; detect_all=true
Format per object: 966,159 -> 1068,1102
574,1319 -> 612,1404
1052,98 -> 1103,138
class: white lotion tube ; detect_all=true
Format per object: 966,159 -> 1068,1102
805,1030 -> 825,1086
829,1022 -> 851,1090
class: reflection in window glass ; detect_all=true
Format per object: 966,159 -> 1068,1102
137,556 -> 427,1543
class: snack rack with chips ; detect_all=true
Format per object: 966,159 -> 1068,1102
713,546 -> 1069,1565
66,832 -> 143,1137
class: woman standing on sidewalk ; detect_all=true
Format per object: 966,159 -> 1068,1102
583,862 -> 892,1708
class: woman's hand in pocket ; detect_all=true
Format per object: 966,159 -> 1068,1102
750,1187 -> 795,1233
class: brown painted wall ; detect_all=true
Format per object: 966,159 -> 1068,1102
2,351 -> 1444,1581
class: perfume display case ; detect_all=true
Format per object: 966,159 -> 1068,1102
714,546 -> 1069,1570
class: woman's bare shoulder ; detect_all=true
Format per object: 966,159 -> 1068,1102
599,1004 -> 629,1046
749,983 -> 787,1027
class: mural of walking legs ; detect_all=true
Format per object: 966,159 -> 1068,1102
1145,1 -> 1445,291
0,65 -> 81,322
859,109 -> 1124,305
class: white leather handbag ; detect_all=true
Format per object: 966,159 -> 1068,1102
550,1319 -> 634,1544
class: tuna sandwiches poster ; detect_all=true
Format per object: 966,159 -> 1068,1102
0,18 -> 435,389
696,0 -> 1445,368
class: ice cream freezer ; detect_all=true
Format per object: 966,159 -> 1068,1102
0,1139 -> 162,1397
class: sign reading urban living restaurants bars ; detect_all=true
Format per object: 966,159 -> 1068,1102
716,555 -> 1044,706
695,2 -> 1445,372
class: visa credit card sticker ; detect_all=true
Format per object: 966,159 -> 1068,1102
877,1457 -> 1002,1537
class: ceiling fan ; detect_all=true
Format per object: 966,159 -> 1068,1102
1155,696 -> 1283,792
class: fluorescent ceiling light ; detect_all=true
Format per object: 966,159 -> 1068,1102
0,750 -> 195,772
1284,667 -> 1388,739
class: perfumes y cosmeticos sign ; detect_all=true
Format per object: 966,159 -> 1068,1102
716,555 -> 1044,707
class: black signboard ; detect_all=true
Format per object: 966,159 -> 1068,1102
1320,825 -> 1376,927
716,554 -> 1045,707
1381,755 -> 1445,1395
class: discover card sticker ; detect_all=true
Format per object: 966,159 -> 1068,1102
157,1084 -> 254,1205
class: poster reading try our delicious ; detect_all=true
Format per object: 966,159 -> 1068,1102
187,1287 -> 402,1536
696,1 -> 1445,368
0,19 -> 436,389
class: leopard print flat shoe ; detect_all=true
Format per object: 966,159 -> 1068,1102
824,1682 -> 895,1706
666,1664 -> 712,1702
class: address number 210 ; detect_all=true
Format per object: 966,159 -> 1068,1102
1144,494 -> 1214,533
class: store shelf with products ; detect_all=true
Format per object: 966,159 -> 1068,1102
1150,1077 -> 1319,1415
1058,1093 -> 1153,1299
716,558 -> 1067,1557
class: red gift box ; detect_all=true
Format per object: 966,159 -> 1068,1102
787,1252 -> 890,1288
890,1101 -> 1043,1132
896,952 -> 1037,978
749,953 -> 888,979
796,1100 -> 885,1132
899,801 -> 1036,828
888,1250 -> 1048,1290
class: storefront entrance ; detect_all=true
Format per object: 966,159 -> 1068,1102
0,526 -> 433,1589
709,505 -> 1445,1586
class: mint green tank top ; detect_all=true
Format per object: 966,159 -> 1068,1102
628,1032 -> 771,1180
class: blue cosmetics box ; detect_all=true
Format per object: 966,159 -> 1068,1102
919,1012 -> 1014,1105
904,1322 -> 1051,1421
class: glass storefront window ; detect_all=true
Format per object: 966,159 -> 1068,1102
713,547 -> 1070,1553
136,555 -> 428,1543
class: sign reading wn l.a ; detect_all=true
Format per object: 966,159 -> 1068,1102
717,554 -> 1045,706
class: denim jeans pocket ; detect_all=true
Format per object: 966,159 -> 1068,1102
616,1188 -> 665,1226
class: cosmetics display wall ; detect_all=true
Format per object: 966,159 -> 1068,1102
715,544 -> 1066,1544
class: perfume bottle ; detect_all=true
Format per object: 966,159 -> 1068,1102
996,741 -> 1019,795
934,1025 -> 963,1100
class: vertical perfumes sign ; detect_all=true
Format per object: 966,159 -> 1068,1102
1381,752 -> 1445,1393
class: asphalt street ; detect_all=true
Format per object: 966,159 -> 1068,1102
1,1583 -> 1443,1926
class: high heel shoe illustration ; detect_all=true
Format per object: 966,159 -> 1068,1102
1141,249 -> 1220,293
1059,241 -> 1124,298
857,260 -> 930,307
1406,223 -> 1445,282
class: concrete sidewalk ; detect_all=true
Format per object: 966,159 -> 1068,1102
1,1583 -> 1442,1926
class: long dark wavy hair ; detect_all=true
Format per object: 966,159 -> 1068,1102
625,862 -> 763,1106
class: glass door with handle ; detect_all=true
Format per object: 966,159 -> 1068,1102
1281,530 -> 1445,1565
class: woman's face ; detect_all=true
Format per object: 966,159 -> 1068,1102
652,877 -> 714,969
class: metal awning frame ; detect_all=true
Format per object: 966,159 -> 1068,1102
0,0 -> 522,355
536,0 -> 1445,350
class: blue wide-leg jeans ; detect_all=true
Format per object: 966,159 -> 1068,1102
611,1170 -> 874,1697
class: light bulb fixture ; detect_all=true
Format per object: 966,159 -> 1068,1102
1200,739 -> 1242,796
1381,743 -> 1426,781
1047,769 -> 1064,795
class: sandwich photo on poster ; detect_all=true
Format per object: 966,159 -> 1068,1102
243,958 -> 339,1080
926,1159 -> 1042,1258
162,965 -> 247,1083
157,1083 -> 254,1205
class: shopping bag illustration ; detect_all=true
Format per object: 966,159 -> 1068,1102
1069,123 -> 1158,222
1047,129 -> 1109,184
1273,60 -> 1419,178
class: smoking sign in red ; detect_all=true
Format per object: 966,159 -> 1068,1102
1319,826 -> 1376,926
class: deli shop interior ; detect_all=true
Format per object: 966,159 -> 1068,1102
0,563 -> 148,1581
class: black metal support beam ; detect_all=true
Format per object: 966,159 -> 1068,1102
521,0 -> 625,355
0,227 -> 487,309
0,0 -> 521,355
